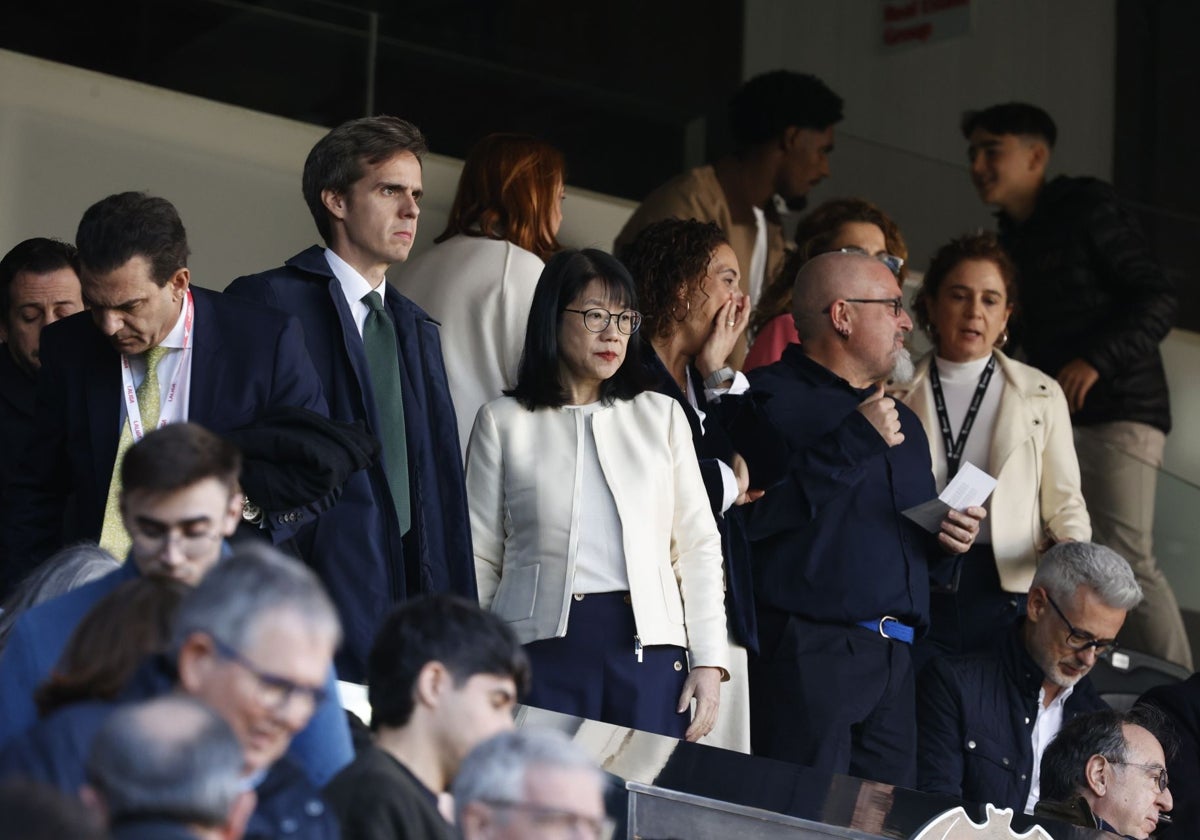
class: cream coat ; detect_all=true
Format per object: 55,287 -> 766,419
894,350 -> 1091,592
466,392 -> 730,672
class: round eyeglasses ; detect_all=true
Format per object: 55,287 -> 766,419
563,307 -> 643,335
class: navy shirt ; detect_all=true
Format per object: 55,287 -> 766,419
745,346 -> 947,629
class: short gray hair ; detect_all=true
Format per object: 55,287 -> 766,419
85,695 -> 243,826
1031,542 -> 1143,611
452,728 -> 604,826
170,543 -> 341,654
0,543 -> 118,650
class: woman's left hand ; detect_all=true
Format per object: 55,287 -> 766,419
678,665 -> 723,742
697,296 -> 750,380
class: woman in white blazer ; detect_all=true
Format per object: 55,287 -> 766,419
401,134 -> 565,459
894,233 -> 1090,661
466,249 -> 729,741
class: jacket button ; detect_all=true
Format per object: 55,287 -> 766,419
967,740 -> 976,750
1039,384 -> 1046,390
1021,774 -> 1028,781
573,593 -> 584,601
1033,419 -> 1040,425
1002,757 -> 1010,766
305,800 -> 325,817
673,661 -> 683,671
280,818 -> 299,834
1024,717 -> 1030,725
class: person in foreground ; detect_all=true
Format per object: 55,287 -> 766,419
1,547 -> 341,838
0,423 -> 352,783
1136,673 -> 1200,838
324,595 -> 529,840
84,695 -> 253,840
893,232 -> 1091,662
454,729 -> 610,840
744,250 -> 983,786
1034,707 -> 1173,838
467,248 -> 729,740
917,542 -> 1141,813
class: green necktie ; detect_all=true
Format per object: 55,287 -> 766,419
100,344 -> 170,558
362,290 -> 411,535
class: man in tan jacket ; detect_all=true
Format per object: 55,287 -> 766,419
614,71 -> 842,366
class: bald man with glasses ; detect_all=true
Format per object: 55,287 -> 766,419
918,541 -> 1144,813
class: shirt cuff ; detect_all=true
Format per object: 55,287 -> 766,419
705,370 -> 750,402
717,460 -> 739,513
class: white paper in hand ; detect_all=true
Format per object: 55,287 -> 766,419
902,462 -> 997,534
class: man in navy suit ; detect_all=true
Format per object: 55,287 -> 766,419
226,116 -> 475,682
2,192 -> 326,583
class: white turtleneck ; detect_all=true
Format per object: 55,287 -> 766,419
929,354 -> 1004,544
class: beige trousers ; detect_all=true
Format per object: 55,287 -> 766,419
1074,421 -> 1192,669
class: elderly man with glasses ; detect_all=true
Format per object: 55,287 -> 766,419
918,541 -> 1143,813
1034,706 -> 1174,838
0,545 -> 343,839
744,250 -> 984,787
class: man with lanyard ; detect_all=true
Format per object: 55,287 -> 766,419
0,423 -> 353,786
3,191 -> 327,575
745,251 -> 984,786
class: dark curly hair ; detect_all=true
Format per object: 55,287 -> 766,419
619,218 -> 729,343
749,198 -> 907,337
914,232 -> 1018,341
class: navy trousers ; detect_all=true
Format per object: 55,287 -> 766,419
749,609 -> 916,787
523,592 -> 689,738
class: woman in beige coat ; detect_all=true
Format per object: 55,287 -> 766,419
893,233 -> 1090,661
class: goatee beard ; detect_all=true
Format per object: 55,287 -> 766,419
889,347 -> 915,385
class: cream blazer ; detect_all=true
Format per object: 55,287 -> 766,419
894,350 -> 1091,592
466,392 -> 730,672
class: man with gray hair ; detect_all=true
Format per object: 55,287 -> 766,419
0,545 -> 342,839
1034,706 -> 1173,838
918,541 -> 1143,813
453,729 -> 610,840
84,695 -> 253,840
744,250 -> 984,786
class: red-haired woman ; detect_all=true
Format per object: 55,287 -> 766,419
402,133 -> 565,458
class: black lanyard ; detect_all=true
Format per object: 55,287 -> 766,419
929,355 -> 996,478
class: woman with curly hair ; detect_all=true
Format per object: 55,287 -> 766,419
402,133 -> 566,457
622,218 -> 784,752
744,198 -> 908,372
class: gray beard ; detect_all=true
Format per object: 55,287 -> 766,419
889,347 -> 915,385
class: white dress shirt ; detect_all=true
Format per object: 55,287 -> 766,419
325,247 -> 385,338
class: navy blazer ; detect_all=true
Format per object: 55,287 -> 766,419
227,247 -> 476,681
642,349 -> 759,653
2,286 -> 327,579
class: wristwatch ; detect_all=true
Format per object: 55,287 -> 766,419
704,366 -> 736,390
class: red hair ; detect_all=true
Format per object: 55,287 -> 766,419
435,133 -> 565,262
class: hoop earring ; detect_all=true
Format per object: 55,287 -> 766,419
996,329 -> 1009,349
672,297 -> 690,322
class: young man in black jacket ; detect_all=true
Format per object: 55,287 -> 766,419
962,102 -> 1189,669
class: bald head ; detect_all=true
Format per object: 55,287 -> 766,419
791,251 -> 913,387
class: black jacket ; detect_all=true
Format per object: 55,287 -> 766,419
1136,674 -> 1200,838
998,175 -> 1175,432
917,620 -> 1109,810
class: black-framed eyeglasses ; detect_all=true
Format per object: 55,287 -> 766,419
1107,760 -> 1169,793
128,523 -> 223,558
823,297 -> 906,317
210,636 -> 329,711
1045,594 -> 1120,654
835,246 -> 905,276
480,799 -> 614,839
563,307 -> 643,335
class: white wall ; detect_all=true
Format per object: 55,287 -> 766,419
743,0 -> 1116,268
0,49 -> 634,292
